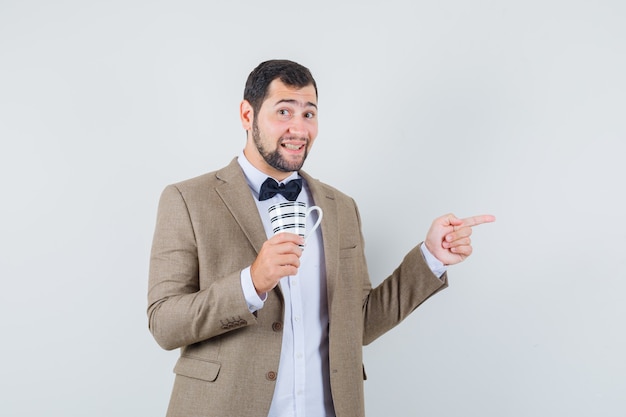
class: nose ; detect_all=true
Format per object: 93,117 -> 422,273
288,116 -> 308,137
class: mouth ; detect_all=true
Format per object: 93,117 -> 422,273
282,143 -> 305,151
280,139 -> 307,152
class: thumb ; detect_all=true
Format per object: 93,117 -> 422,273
444,213 -> 463,227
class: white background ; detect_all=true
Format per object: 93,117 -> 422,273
1,1 -> 625,416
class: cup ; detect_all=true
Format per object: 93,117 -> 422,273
268,201 -> 323,244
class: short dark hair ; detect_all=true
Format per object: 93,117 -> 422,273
243,59 -> 318,114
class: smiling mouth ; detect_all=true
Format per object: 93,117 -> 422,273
280,137 -> 308,151
282,143 -> 304,151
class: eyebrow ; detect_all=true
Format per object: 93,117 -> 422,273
274,99 -> 318,110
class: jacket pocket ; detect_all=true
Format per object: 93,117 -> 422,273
339,244 -> 358,258
174,356 -> 221,382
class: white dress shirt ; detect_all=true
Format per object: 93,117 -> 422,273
238,153 -> 334,416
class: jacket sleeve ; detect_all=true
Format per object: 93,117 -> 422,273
357,203 -> 448,346
147,184 -> 256,351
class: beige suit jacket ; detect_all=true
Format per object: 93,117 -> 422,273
148,158 -> 447,417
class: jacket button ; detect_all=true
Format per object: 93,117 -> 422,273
272,322 -> 283,331
266,371 -> 277,381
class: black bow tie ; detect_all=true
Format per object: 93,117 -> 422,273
259,178 -> 303,201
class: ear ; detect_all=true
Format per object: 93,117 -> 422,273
240,100 -> 254,131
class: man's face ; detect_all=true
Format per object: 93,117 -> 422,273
243,79 -> 318,179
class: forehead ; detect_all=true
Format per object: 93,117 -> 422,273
263,79 -> 317,108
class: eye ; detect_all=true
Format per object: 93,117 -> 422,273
305,111 -> 316,119
278,109 -> 291,117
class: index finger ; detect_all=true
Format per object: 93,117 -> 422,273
461,214 -> 496,227
270,232 -> 305,245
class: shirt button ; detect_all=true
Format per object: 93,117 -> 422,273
266,371 -> 277,381
294,316 -> 300,322
272,322 -> 283,332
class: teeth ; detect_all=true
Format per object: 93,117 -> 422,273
284,144 -> 301,150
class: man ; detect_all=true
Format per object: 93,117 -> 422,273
148,59 -> 495,417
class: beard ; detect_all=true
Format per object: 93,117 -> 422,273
252,119 -> 309,173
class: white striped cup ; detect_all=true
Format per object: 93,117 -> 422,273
267,201 -> 323,244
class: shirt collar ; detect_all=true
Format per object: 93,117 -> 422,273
237,150 -> 300,199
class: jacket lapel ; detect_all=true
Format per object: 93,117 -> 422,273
300,170 -> 339,309
214,158 -> 267,255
